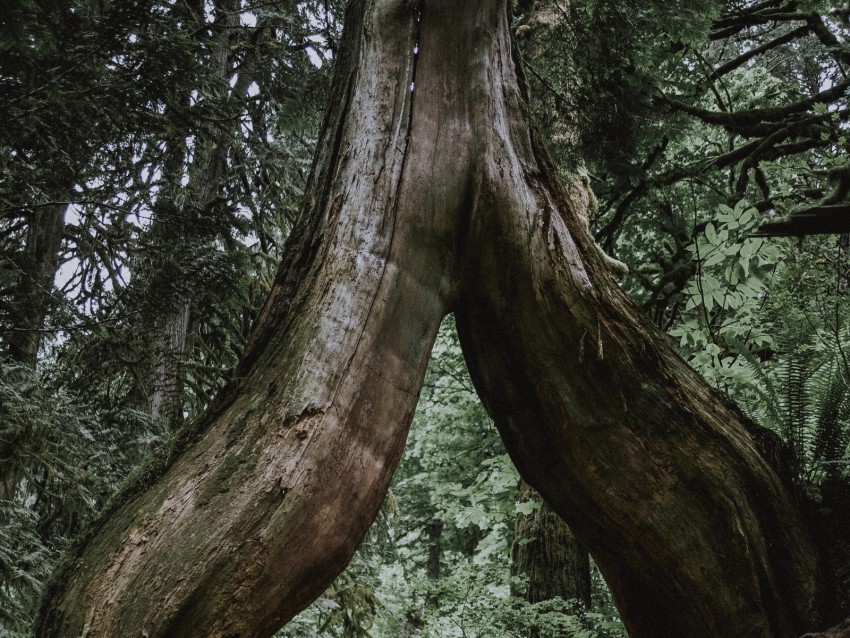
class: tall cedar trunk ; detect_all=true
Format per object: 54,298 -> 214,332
135,109 -> 192,431
37,1 -> 833,636
1,203 -> 65,510
511,479 -> 590,609
147,302 -> 191,430
6,203 -> 65,367
145,0 -> 243,432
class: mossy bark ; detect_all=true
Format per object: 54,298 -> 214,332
37,1 -> 835,636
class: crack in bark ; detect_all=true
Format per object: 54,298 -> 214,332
364,363 -> 416,397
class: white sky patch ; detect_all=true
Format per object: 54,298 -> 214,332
65,204 -> 82,230
54,262 -> 78,298
53,204 -> 131,299
306,47 -> 323,68
185,136 -> 196,165
85,175 -> 105,190
247,81 -> 260,97
306,33 -> 334,62
241,11 -> 257,27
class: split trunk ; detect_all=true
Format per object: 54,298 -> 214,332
36,1 -> 837,636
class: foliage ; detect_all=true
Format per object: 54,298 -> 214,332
0,362 -> 151,635
669,202 -> 850,482
0,0 -> 336,632
578,0 -> 850,322
279,318 -> 626,638
669,201 -> 778,390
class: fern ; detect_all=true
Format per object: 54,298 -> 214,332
727,325 -> 850,483
810,360 -> 850,481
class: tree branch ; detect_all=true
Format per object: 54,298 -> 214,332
659,78 -> 850,136
706,25 -> 810,84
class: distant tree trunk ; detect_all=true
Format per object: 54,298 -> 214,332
37,1 -> 838,637
143,0 -> 246,433
147,300 -> 192,430
6,203 -> 65,367
426,519 -> 443,581
511,479 -> 590,611
424,518 -> 443,607
0,203 -> 65,514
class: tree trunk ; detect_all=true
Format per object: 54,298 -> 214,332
426,519 -> 443,582
144,0 -> 245,433
147,301 -> 191,430
1,203 -> 65,509
37,1 -> 835,637
424,518 -> 443,607
6,203 -> 65,367
511,479 -> 590,610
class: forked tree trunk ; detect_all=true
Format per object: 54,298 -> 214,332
37,1 -> 834,636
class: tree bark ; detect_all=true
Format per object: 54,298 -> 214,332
426,519 -> 443,582
1,203 -> 65,511
5,203 -> 65,367
37,2 -> 452,635
37,1 -> 835,637
511,479 -> 590,610
147,301 -> 191,430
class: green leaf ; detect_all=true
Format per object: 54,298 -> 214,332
740,241 -> 756,259
515,501 -> 540,516
702,251 -> 725,268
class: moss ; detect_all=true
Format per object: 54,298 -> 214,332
196,453 -> 243,508
225,415 -> 248,449
197,419 -> 263,509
